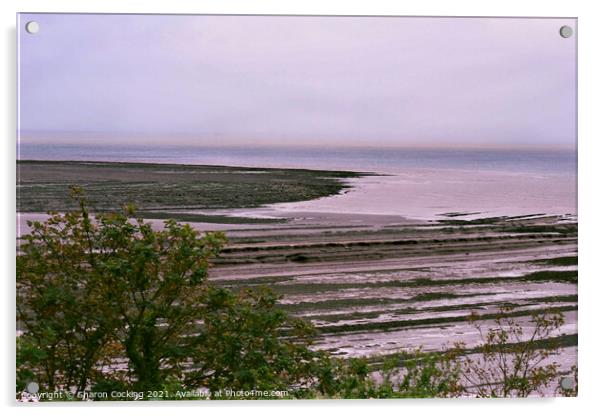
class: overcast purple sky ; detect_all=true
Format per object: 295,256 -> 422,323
18,14 -> 576,149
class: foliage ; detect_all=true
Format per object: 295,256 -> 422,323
313,308 -> 572,399
313,349 -> 463,399
182,287 -> 321,398
16,191 -> 575,400
16,190 -> 317,399
17,191 -> 124,394
456,307 -> 566,397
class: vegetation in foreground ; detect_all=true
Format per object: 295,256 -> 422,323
16,191 -> 577,400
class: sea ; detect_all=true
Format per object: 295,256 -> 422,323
18,143 -> 577,220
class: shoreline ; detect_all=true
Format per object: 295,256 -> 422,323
16,159 -> 578,376
17,159 -> 577,224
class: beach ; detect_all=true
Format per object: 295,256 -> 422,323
16,154 -> 577,378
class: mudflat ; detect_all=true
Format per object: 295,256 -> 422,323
17,160 -> 366,219
16,159 -> 578,372
208,211 -> 577,369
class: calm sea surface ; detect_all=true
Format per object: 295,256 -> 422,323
18,143 -> 577,219
18,143 -> 575,175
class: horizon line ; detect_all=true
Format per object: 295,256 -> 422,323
17,140 -> 576,152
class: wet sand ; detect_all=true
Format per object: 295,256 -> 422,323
16,160 -> 578,378
203,210 -> 577,374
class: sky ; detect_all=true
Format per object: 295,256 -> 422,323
18,14 -> 577,149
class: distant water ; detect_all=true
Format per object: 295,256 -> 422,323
18,143 -> 575,176
18,143 -> 577,219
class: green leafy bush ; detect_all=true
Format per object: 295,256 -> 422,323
16,191 -> 575,400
